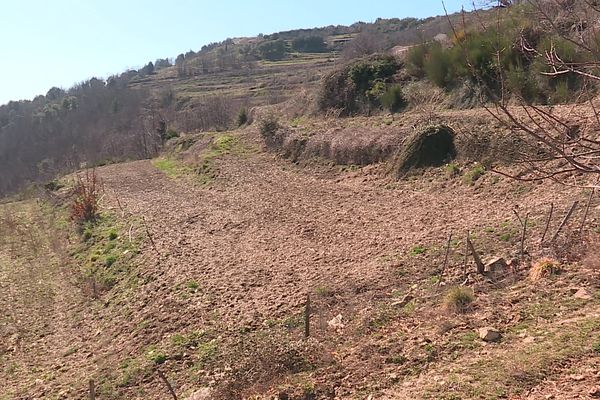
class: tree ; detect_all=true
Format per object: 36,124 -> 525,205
454,0 -> 600,186
257,40 -> 287,61
291,36 -> 327,52
139,61 -> 154,76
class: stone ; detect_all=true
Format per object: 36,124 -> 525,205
484,257 -> 507,273
328,314 -> 344,330
391,294 -> 414,308
589,386 -> 600,398
186,388 -> 212,400
573,288 -> 592,300
478,327 -> 501,342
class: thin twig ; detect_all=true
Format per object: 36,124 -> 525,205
438,232 -> 453,288
550,201 -> 579,242
540,202 -> 554,245
304,294 -> 311,338
157,369 -> 178,400
578,188 -> 595,235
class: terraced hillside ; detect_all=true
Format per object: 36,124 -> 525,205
1,114 -> 599,399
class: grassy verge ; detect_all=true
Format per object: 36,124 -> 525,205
153,132 -> 247,185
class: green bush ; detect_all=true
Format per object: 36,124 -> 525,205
257,39 -> 287,61
318,54 -> 400,115
259,115 -> 280,139
236,107 -> 248,127
380,85 -> 407,113
291,36 -> 327,53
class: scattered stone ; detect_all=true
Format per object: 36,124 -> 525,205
569,374 -> 585,381
484,257 -> 507,273
328,314 -> 344,331
186,388 -> 212,400
573,288 -> 592,300
522,335 -> 535,344
589,386 -> 600,398
391,294 -> 414,308
478,327 -> 501,342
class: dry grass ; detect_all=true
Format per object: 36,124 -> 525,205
443,286 -> 474,314
529,257 -> 560,282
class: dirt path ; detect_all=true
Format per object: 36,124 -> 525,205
98,150 -> 532,330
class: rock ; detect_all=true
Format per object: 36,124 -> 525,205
589,386 -> 600,398
186,388 -> 212,400
478,327 -> 501,342
484,257 -> 507,273
391,294 -> 414,308
522,335 -> 535,344
569,374 -> 585,381
573,288 -> 592,300
328,314 -> 344,330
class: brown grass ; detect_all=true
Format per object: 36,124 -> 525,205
529,257 -> 560,281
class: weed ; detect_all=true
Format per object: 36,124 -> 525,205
446,162 -> 460,177
108,229 -> 118,240
315,285 -> 334,297
409,245 -> 427,256
186,280 -> 200,291
463,164 -> 485,185
499,232 -> 512,242
71,169 -> 101,225
104,255 -> 117,267
196,340 -> 218,368
443,286 -> 474,314
146,347 -> 167,365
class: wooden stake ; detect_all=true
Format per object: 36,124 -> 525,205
89,379 -> 95,400
520,214 -> 529,263
513,209 -> 529,263
467,237 -> 485,275
438,233 -> 453,288
304,294 -> 311,338
551,201 -> 579,243
578,189 -> 595,236
540,202 -> 554,245
463,231 -> 470,280
157,369 -> 178,400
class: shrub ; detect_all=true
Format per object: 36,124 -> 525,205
259,115 -> 280,139
291,35 -> 327,53
257,39 -> 287,61
405,44 -> 428,78
71,169 -> 101,225
164,129 -> 179,140
236,107 -> 249,127
318,54 -> 401,116
380,85 -> 407,113
393,125 -> 456,177
443,286 -> 474,313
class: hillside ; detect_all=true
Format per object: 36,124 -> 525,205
1,116 -> 599,399
2,1 -> 600,399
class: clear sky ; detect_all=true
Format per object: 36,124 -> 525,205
0,0 -> 470,105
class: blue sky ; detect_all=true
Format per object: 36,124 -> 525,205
0,0 -> 470,105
